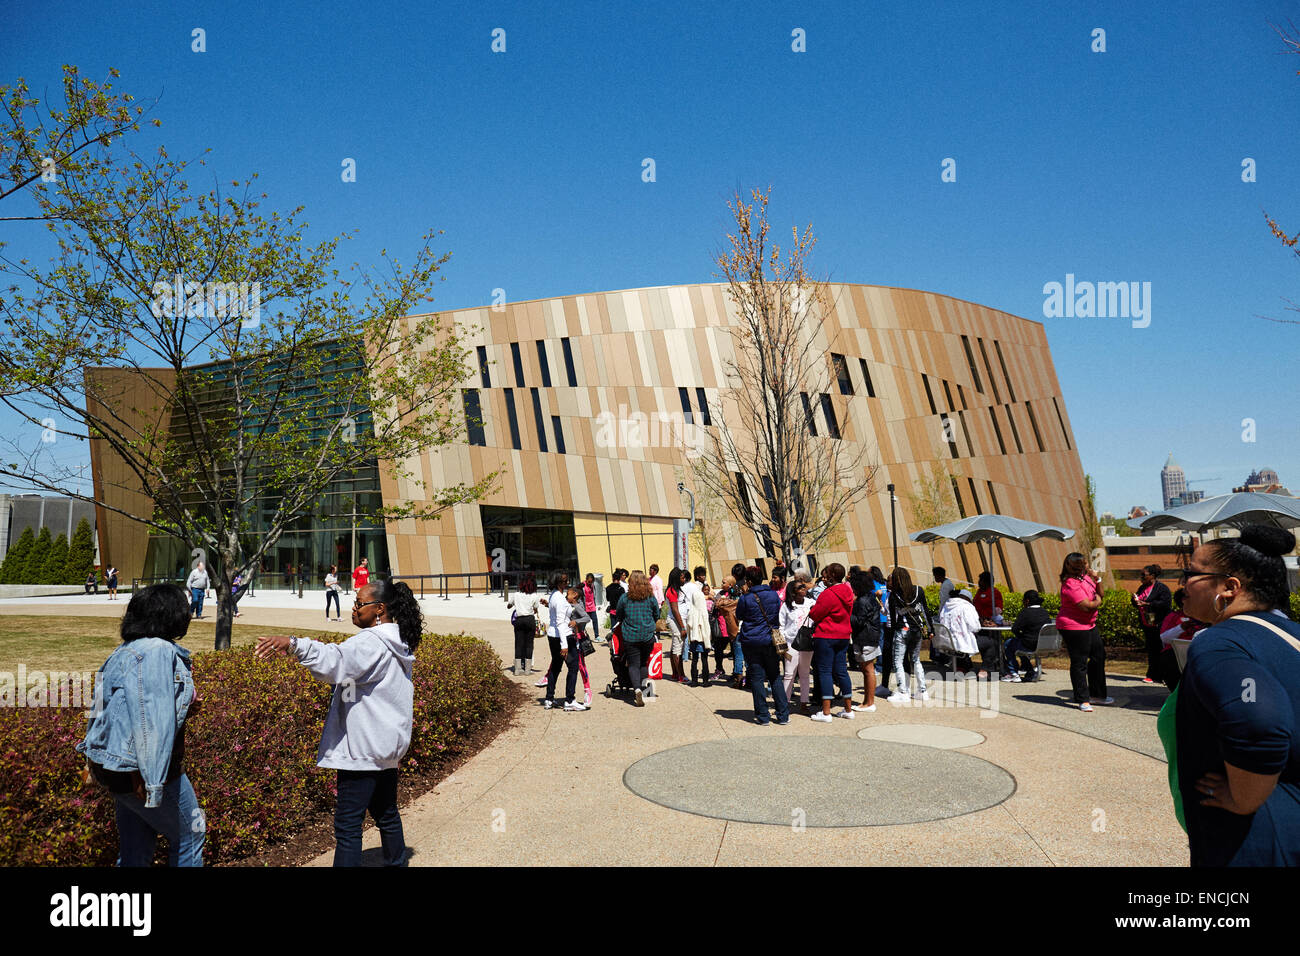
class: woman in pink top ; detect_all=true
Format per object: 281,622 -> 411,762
582,573 -> 601,643
1057,552 -> 1109,711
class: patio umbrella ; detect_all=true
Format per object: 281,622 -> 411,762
1131,492 -> 1300,533
909,514 -> 1075,610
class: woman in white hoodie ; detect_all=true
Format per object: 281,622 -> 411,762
255,577 -> 422,866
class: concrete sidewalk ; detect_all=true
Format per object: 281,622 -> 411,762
5,592 -> 1185,866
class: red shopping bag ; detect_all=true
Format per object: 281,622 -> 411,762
648,640 -> 663,680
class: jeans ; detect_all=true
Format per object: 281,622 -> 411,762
546,636 -> 580,703
813,638 -> 853,702
513,616 -> 536,661
1063,627 -> 1107,703
892,626 -> 927,695
877,622 -> 895,689
113,773 -> 205,867
732,637 -> 745,677
190,587 -> 205,617
623,639 -> 652,690
783,649 -> 814,704
326,589 -> 340,618
588,610 -> 601,641
334,768 -> 405,867
745,642 -> 789,723
689,641 -> 710,682
1002,636 -> 1033,676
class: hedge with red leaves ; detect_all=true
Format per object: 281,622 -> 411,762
0,632 -> 511,865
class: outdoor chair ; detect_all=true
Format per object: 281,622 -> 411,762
1023,622 -> 1061,681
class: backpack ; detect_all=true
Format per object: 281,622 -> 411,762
902,588 -> 934,642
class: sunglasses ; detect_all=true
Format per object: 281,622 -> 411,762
354,599 -> 385,609
1178,569 -> 1225,583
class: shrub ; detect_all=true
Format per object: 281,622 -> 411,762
0,631 -> 513,866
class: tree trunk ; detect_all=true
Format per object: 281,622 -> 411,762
213,565 -> 235,651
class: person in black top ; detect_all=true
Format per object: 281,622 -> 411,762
1132,564 -> 1173,684
604,568 -> 628,621
1004,589 -> 1053,681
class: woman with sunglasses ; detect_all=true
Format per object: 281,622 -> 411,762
1170,524 -> 1300,866
255,577 -> 423,866
1056,552 -> 1110,712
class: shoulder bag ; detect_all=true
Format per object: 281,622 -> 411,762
754,593 -> 789,659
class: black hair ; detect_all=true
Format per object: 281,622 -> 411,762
823,562 -> 846,584
1172,587 -> 1185,611
744,565 -> 764,588
368,578 -> 424,652
1059,552 -> 1088,582
978,571 -> 992,589
668,567 -> 686,590
1143,564 -> 1163,577
868,565 -> 886,585
121,584 -> 191,642
549,571 -> 570,593
730,562 -> 746,579
848,568 -> 870,597
770,566 -> 787,584
1204,524 -> 1295,611
1023,589 -> 1042,606
933,566 -> 946,579
785,578 -> 808,609
693,565 -> 707,580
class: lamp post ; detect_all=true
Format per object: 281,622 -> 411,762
887,482 -> 898,569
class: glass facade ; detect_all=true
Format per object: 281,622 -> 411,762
480,505 -> 577,574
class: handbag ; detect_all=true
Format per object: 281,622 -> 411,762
754,593 -> 789,659
578,635 -> 596,657
792,617 -> 815,653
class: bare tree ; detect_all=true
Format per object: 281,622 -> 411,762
907,459 -> 961,559
696,187 -> 878,565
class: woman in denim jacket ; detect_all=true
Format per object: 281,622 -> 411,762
79,584 -> 205,866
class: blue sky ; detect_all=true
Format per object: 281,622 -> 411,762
3,0 -> 1298,515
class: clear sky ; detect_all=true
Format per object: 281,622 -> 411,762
3,0 -> 1298,515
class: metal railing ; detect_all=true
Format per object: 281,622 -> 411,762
391,569 -> 580,601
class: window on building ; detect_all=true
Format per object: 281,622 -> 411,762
956,383 -> 968,410
535,341 -> 552,387
678,387 -> 694,425
1052,397 -> 1072,451
961,335 -> 983,393
993,340 -> 1016,402
695,388 -> 712,426
561,337 -> 578,386
957,410 -> 974,456
477,346 -> 490,388
510,342 -> 525,387
942,379 -> 956,412
463,389 -> 485,446
977,339 -> 1001,403
503,388 -> 521,449
1025,401 -> 1046,452
819,394 -> 841,439
950,476 -> 967,517
922,374 -> 938,414
530,388 -> 548,452
551,415 -> 566,454
858,358 -> 876,398
1004,404 -> 1024,453
735,472 -> 754,522
832,353 -> 853,395
988,406 -> 1007,455
801,392 -> 818,436
940,413 -> 959,459
966,478 -> 983,513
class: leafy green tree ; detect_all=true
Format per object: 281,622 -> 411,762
23,527 -> 52,584
64,517 -> 95,584
0,67 -> 496,649
41,533 -> 69,585
0,525 -> 35,583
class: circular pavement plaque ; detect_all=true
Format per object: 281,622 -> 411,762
623,736 -> 1014,827
856,723 -> 985,749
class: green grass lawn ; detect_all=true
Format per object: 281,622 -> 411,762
0,616 -> 343,675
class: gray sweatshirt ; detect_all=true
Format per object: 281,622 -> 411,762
186,567 -> 209,590
293,622 -> 415,770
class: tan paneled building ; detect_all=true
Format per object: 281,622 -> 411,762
382,282 -> 1090,593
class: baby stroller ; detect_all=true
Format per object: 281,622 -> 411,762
603,624 -> 656,700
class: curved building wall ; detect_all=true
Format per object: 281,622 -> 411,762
380,282 -> 1088,592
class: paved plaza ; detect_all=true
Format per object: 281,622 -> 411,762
2,589 -> 1187,866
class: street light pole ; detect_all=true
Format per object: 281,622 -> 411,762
887,482 -> 897,569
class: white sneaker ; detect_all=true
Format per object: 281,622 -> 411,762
914,690 -> 930,701
1091,697 -> 1115,705
852,704 -> 876,713
584,693 -> 592,706
564,700 -> 588,712
835,710 -> 855,719
634,688 -> 645,707
810,711 -> 833,723
543,699 -> 554,710
890,694 -> 911,705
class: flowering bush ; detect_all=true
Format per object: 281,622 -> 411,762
0,631 -> 512,866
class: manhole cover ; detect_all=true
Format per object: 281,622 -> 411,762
623,736 -> 1014,827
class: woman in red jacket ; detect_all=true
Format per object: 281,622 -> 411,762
807,563 -> 857,722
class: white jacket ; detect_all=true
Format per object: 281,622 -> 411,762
683,581 -> 710,648
939,600 -> 981,654
294,622 -> 415,771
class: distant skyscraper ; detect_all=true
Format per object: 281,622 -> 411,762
1161,453 -> 1186,510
